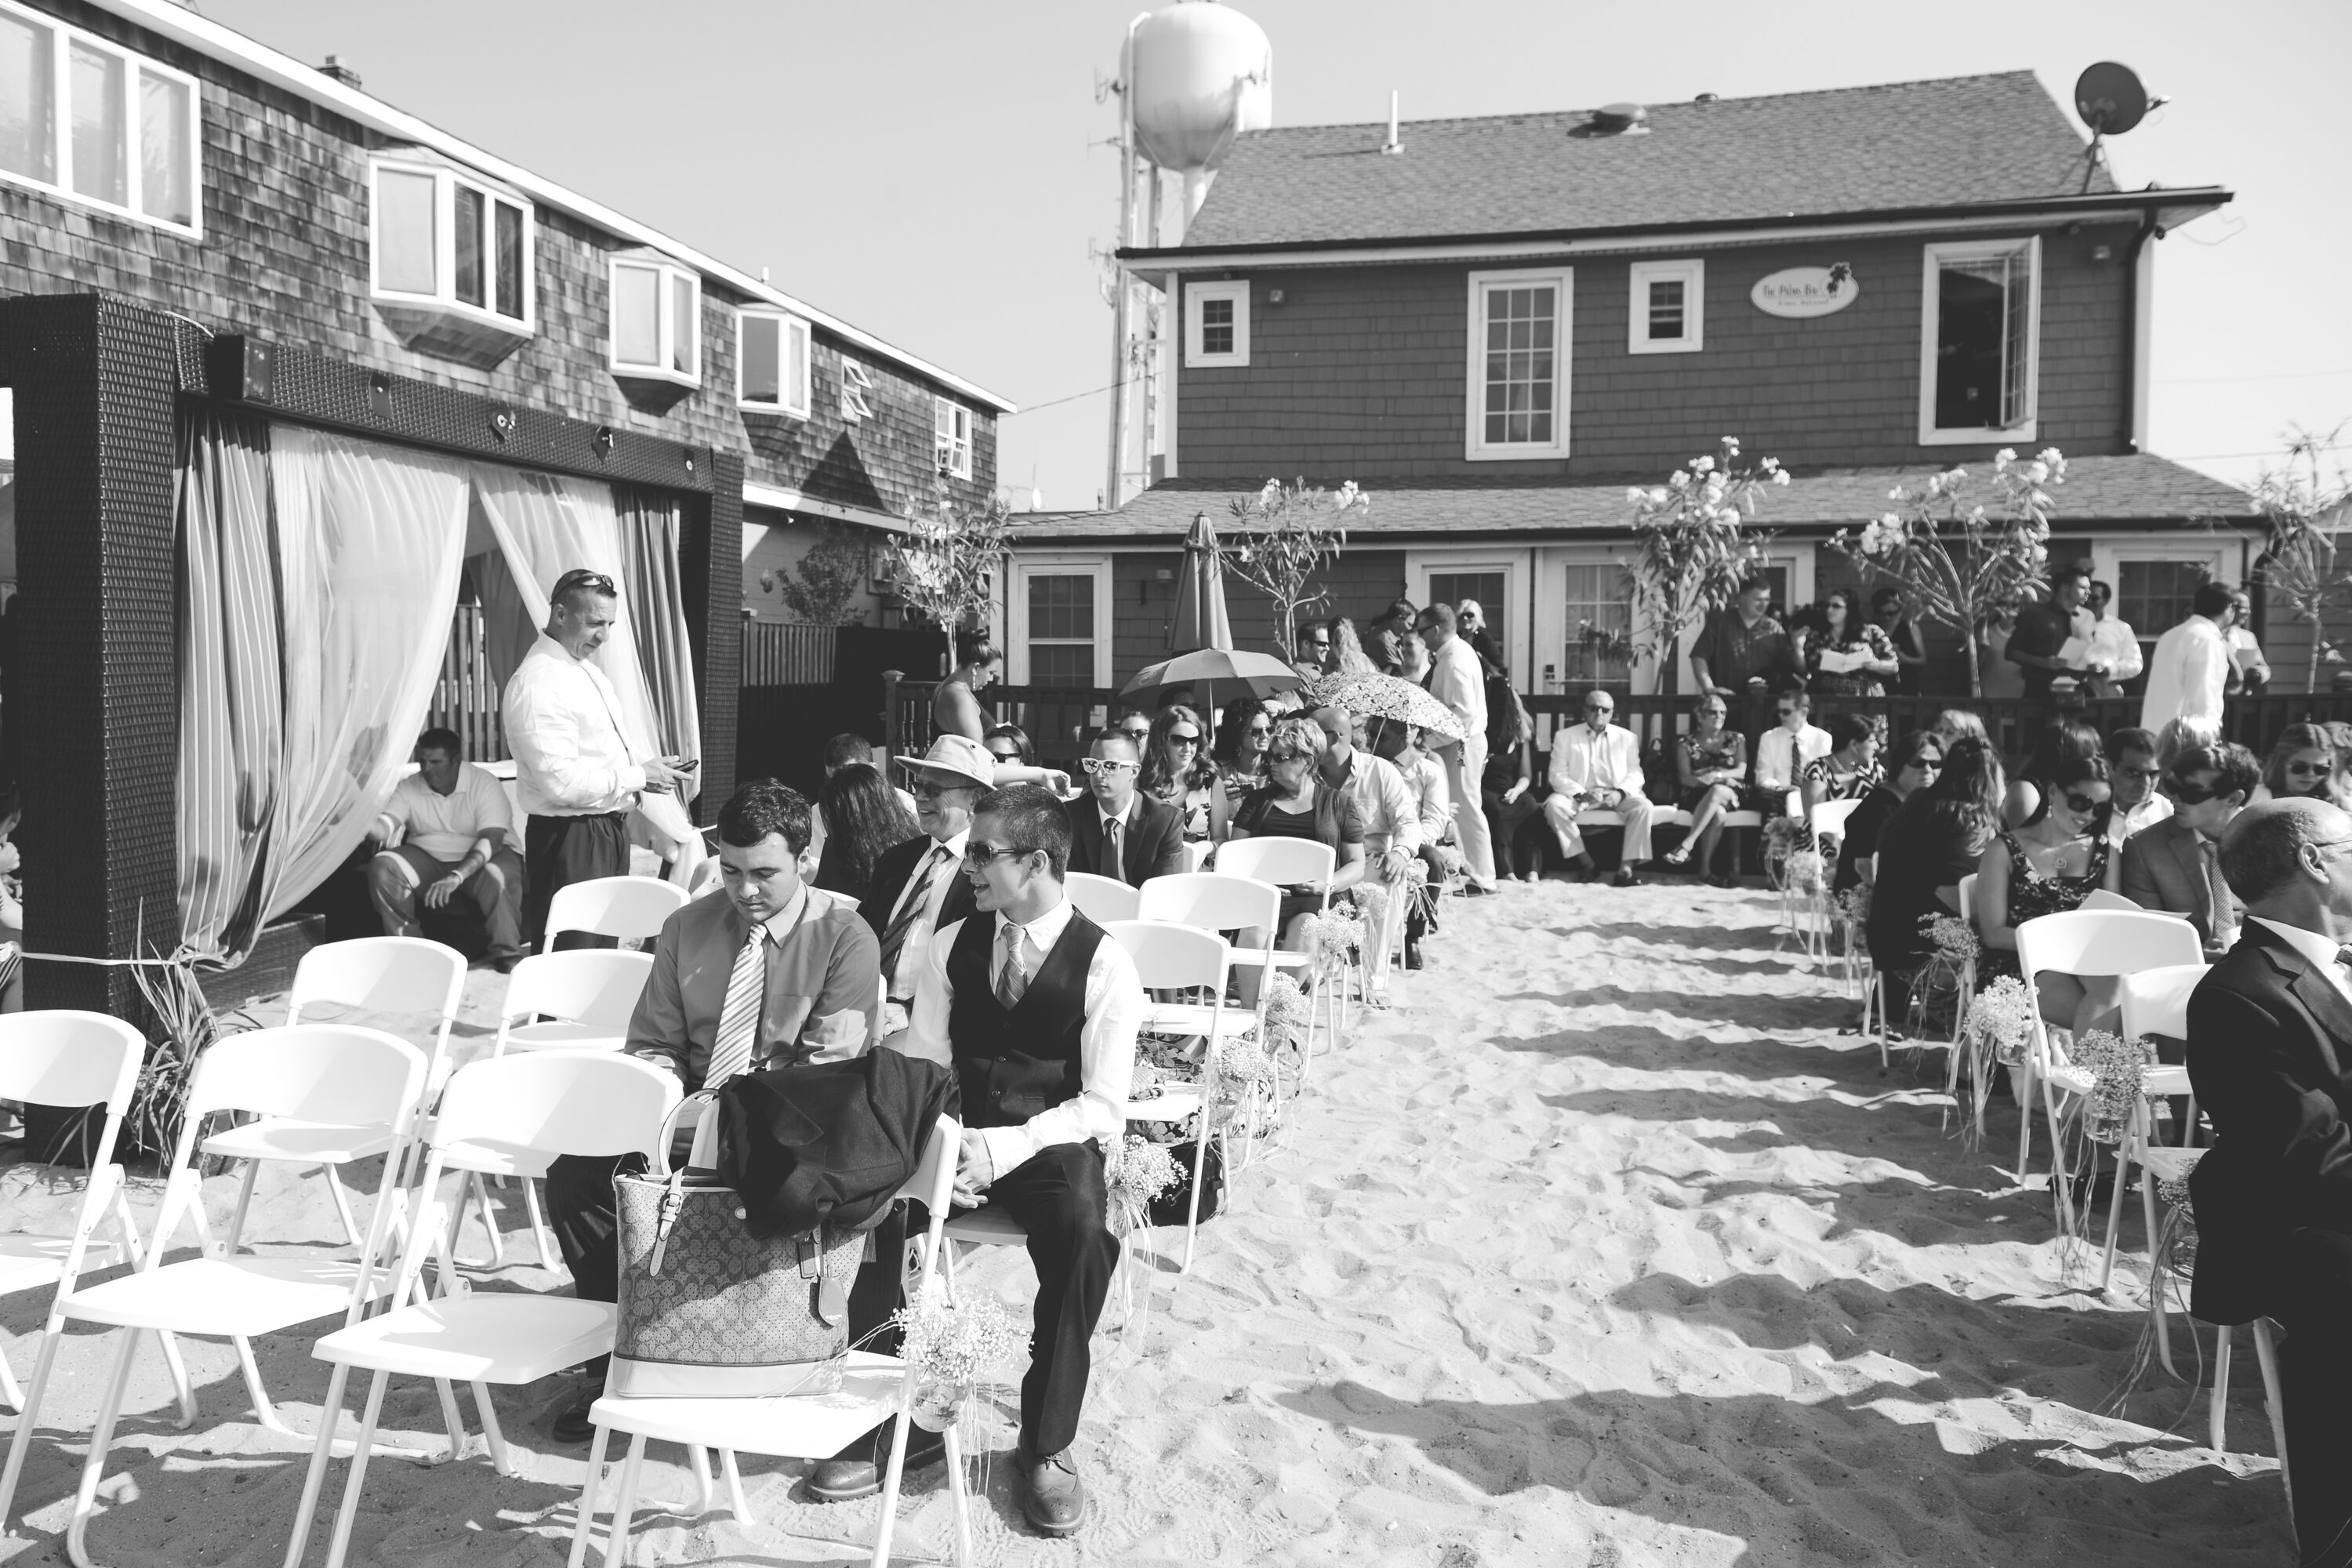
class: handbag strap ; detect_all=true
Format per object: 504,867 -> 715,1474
653,1089 -> 721,1178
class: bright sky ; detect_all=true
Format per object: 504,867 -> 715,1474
207,0 -> 2352,509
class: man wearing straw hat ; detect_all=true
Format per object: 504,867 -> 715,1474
862,734 -> 989,1045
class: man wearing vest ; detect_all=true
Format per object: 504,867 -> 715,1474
888,783 -> 1139,1535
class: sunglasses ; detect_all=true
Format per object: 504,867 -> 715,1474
962,841 -> 1036,868
987,746 -> 1021,762
1120,727 -> 1152,742
1081,757 -> 1140,776
1776,710 -> 1801,720
1269,749 -> 1312,764
554,569 -> 618,597
1169,731 -> 1201,745
2165,776 -> 2223,804
1243,724 -> 1272,738
1309,639 -> 1331,650
909,779 -> 969,800
2117,765 -> 2163,782
1584,703 -> 1613,713
2288,760 -> 2333,775
1904,756 -> 1943,772
2060,790 -> 2111,815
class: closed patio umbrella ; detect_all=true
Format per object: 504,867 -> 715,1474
1119,513 -> 1301,712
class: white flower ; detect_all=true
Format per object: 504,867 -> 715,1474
1650,488 -> 1669,504
1772,470 -> 1791,486
1718,506 -> 1742,525
1722,437 -> 1742,455
1888,487 -> 1907,501
1625,487 -> 1646,506
1670,470 -> 1690,488
1692,456 -> 1716,475
1760,456 -> 1780,474
1994,448 -> 2017,469
2024,460 -> 2049,485
1705,477 -> 1727,503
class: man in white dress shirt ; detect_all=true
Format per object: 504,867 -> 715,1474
1544,690 -> 1654,887
366,728 -> 527,967
887,784 -> 1138,1537
1313,704 -> 1420,988
2140,581 -> 2239,734
503,568 -> 690,949
1753,688 -> 1832,808
1417,603 -> 1497,893
2078,579 -> 2145,687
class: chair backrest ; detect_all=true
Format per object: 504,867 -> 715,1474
1135,872 -> 1279,935
1065,871 -> 1142,925
895,1112 -> 962,1212
1102,919 -> 1230,991
2119,962 -> 2209,1044
2079,888 -> 2144,913
287,936 -> 466,1027
1809,797 -> 1862,839
542,875 -> 691,950
499,949 -> 656,1029
182,1024 -> 428,1131
2016,909 -> 2207,986
1218,837 -> 1336,891
1958,873 -> 1977,924
0,1011 -> 146,1113
430,1051 -> 681,1160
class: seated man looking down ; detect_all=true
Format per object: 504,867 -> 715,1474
1543,688 -> 1653,887
541,777 -> 882,1443
366,727 -> 528,969
2122,742 -> 2255,956
871,782 -> 1138,1537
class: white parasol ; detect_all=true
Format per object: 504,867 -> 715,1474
1297,670 -> 1466,742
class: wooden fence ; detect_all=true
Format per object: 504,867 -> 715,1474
884,678 -> 1115,770
425,604 -> 506,763
742,621 -> 839,686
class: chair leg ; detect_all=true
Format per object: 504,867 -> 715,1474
469,1173 -> 505,1266
566,1425 -> 611,1568
2153,1261 -> 2179,1380
473,1381 -> 510,1476
319,1370 -> 391,1568
603,1433 -> 648,1568
871,1400 -> 917,1568
2043,1068 -> 2077,1236
1180,1125 -> 1211,1275
433,1378 -> 467,1465
2015,1060 -> 2037,1185
65,1327 -> 143,1568
2252,1319 -> 2296,1539
283,1362 -> 350,1568
0,1321 -> 65,1528
0,1343 -> 20,1413
321,1162 -> 365,1250
523,1178 -> 558,1272
686,1445 -> 714,1518
234,1333 -> 284,1436
2210,1324 -> 2234,1452
944,1417 -> 975,1568
2100,1125 -> 2136,1291
107,1188 -> 195,1432
720,1449 -> 753,1525
226,1156 -> 262,1253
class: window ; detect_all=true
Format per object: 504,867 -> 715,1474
2119,560 -> 2213,636
369,157 -> 533,331
1428,571 -> 1508,654
0,1 -> 198,234
737,311 -> 811,416
935,398 -> 972,478
1465,268 -> 1571,459
1184,278 -> 1249,368
840,358 -> 875,423
1011,559 -> 1110,687
608,254 -> 700,386
1563,562 -> 1635,684
1920,238 -> 2039,445
1628,259 -> 1703,354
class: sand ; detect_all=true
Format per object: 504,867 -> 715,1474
0,881 -> 2295,1566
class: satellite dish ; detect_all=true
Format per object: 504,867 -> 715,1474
2074,62 -> 2149,136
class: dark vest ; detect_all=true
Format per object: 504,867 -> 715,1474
945,905 -> 1104,1130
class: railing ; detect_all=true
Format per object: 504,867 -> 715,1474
885,678 -> 1117,770
741,621 -> 839,687
425,604 -> 507,763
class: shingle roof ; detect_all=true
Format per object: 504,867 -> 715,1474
1178,72 -> 2112,251
1010,456 -> 2252,546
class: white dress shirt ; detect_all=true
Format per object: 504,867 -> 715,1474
1333,750 -> 1420,858
1754,723 -> 1832,793
1425,637 -> 1488,748
1549,722 -> 1647,801
374,762 -> 514,861
2107,790 -> 2176,847
2140,615 -> 2231,733
503,633 -> 648,816
1401,752 -> 1451,840
880,828 -> 968,1009
2074,607 -> 2146,684
2248,916 -> 2352,1005
895,894 -> 1142,1178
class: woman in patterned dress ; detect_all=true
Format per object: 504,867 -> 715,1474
1802,587 -> 1901,697
1663,692 -> 1749,886
1798,711 -> 1883,853
1976,753 -> 2124,1034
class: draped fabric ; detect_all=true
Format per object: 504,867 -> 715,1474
177,422 -> 471,964
615,486 -> 702,763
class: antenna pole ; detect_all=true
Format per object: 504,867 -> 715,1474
1106,19 -> 1143,514
1382,89 -> 1400,154
2078,132 -> 2103,195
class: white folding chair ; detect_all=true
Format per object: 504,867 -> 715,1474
541,875 -> 691,952
2102,963 -> 2209,1297
2013,910 -> 2204,1232
2078,887 -> 2145,913
1216,838 -> 1352,1038
492,950 -> 655,1057
0,1027 -> 426,1566
1102,920 -> 1232,1271
284,1052 -> 682,1568
204,937 -> 466,1251
1136,873 -> 1320,1095
1064,871 -> 1141,925
566,1115 -> 970,1568
0,1014 -> 190,1424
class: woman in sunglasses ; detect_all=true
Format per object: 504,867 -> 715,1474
1835,731 -> 1940,891
2254,721 -> 2350,808
1663,693 -> 1749,885
1140,704 -> 1226,843
1216,697 -> 1274,797
2002,718 -> 2104,831
984,723 -> 1035,771
1229,716 -> 1366,954
1976,753 -> 2125,1033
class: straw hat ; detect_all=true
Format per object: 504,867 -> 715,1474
893,734 -> 996,791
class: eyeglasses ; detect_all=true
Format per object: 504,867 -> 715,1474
1169,731 -> 1201,745
1243,724 -> 1272,738
1081,757 -> 1139,776
2165,775 -> 2224,804
987,746 -> 1021,763
962,841 -> 1036,868
1268,748 -> 1312,764
2060,790 -> 2111,815
909,779 -> 968,800
2288,760 -> 2333,775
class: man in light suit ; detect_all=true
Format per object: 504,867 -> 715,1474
864,735 -> 990,1044
2190,798 -> 2352,1564
1543,689 -> 1653,887
1066,728 -> 1185,886
2122,742 -> 2257,956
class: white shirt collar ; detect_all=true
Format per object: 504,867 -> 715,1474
2249,916 -> 2347,972
1098,796 -> 1134,831
931,826 -> 971,860
997,893 -> 1074,951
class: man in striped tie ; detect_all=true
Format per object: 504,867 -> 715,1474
542,777 -> 880,1443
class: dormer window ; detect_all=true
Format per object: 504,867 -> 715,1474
738,311 -> 811,416
0,0 -> 200,234
840,358 -> 876,423
368,154 -> 533,365
608,254 -> 700,387
935,398 -> 972,478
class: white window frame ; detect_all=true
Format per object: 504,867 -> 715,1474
840,358 -> 876,423
2090,537 -> 2236,635
367,156 -> 535,332
736,310 -> 811,417
1465,267 -> 1572,461
606,254 -> 700,387
0,0 -> 202,237
1008,555 -> 1112,688
935,397 -> 973,478
1184,278 -> 1250,368
1627,258 -> 1704,354
1918,236 -> 2041,447
1410,551 -> 1526,682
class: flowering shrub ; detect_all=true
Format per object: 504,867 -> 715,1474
1225,478 -> 1370,662
1624,437 -> 1790,696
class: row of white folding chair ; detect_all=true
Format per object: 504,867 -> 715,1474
1134,871 -> 1327,1094
0,1013 -> 192,1426
2103,962 -> 2208,1301
1,1025 -> 430,1567
540,875 -> 691,953
1217,838 -> 1357,1044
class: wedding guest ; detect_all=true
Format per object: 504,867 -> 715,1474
1802,588 -> 1900,697
810,733 -> 918,873
1216,699 -> 1273,807
984,724 -> 1035,771
2122,742 -> 2256,956
2140,583 -> 2237,735
1456,599 -> 1504,670
1315,704 -> 1419,993
1835,731 -> 1941,892
1799,711 -> 1883,854
2004,720 -> 2104,830
1367,717 -> 1453,968
1068,727 -> 1184,886
1293,621 -> 1334,682
1663,691 -> 1749,887
1866,736 -> 2004,991
1932,709 -> 1988,750
2254,721 -> 2349,808
2187,797 -> 2352,1560
1229,716 -> 1366,950
2080,579 -> 2144,686
1976,753 -> 2124,1034
1370,599 -> 1415,674
2006,565 -> 2100,696
365,728 -> 527,969
2225,588 -> 2270,697
1543,688 -> 1653,886
814,762 -> 920,908
2155,715 -> 2223,774
930,630 -> 1001,742
2103,726 -> 2174,845
1418,604 -> 1496,892
1872,587 -> 1929,695
1690,578 -> 1795,720
1482,717 -> 1541,884
1139,705 -> 1224,843
866,735 -> 990,1045
1754,688 -> 1831,818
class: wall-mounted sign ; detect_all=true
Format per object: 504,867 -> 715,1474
1751,263 -> 1858,319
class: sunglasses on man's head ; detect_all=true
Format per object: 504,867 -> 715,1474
554,570 -> 617,597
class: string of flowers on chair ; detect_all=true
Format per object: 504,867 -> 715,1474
2058,1029 -> 2159,1276
888,1280 -> 1027,1436
1297,907 -> 1364,973
1104,1134 -> 1182,1240
1959,975 -> 2036,1143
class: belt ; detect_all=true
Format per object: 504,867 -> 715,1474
530,810 -> 631,822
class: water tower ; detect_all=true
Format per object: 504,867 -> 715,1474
1104,1 -> 1272,508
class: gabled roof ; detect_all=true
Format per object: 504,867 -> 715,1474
1010,456 -> 2255,546
1170,72 -> 2130,253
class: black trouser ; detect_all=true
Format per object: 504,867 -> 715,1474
523,811 -> 630,951
2279,1226 -> 2352,1565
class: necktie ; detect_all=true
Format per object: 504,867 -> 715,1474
2199,837 -> 2235,946
877,845 -> 945,985
705,924 -> 766,1088
1107,816 -> 1126,885
996,922 -> 1029,1008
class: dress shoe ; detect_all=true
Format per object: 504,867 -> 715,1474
806,1420 -> 948,1502
550,1386 -> 600,1445
1015,1445 -> 1085,1537
1612,868 -> 1643,887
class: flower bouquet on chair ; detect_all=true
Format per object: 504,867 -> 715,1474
1958,975 -> 2036,1145
887,1280 -> 1025,1433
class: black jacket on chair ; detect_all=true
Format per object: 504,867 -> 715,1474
2186,919 -> 2352,1326
714,1048 -> 953,1240
1067,795 -> 1185,886
860,834 -> 978,953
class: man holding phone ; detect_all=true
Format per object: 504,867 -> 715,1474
505,567 -> 693,949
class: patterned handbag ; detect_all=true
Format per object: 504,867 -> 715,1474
609,1093 -> 868,1399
